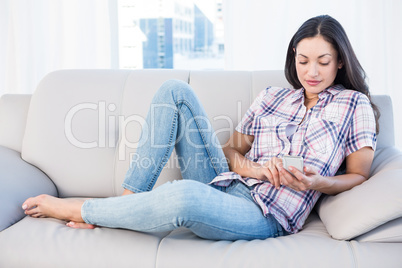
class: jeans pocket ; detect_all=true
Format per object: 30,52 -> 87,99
226,181 -> 255,203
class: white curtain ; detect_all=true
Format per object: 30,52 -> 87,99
223,0 -> 402,148
0,0 -> 117,95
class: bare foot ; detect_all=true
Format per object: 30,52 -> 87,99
66,221 -> 96,229
122,189 -> 135,196
22,194 -> 85,223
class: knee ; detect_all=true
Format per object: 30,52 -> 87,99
157,79 -> 194,102
160,79 -> 189,91
165,180 -> 210,215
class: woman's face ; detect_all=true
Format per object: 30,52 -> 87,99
295,35 -> 342,98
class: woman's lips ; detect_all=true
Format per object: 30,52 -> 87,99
306,80 -> 321,86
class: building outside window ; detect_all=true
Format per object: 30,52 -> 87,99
118,0 -> 224,70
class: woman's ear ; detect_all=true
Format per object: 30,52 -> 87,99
338,60 -> 343,69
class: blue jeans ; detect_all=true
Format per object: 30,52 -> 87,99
81,80 -> 287,240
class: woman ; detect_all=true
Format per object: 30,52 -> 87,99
22,15 -> 378,240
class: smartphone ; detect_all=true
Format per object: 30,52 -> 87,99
283,155 -> 304,175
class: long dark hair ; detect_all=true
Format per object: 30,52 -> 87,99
285,15 -> 380,133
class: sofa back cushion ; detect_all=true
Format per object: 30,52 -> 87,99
21,70 -> 395,198
0,94 -> 32,152
370,95 -> 395,148
22,70 -> 130,198
113,70 -> 190,195
114,70 -> 253,194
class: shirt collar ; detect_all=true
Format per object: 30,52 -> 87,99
290,84 -> 345,103
322,84 -> 345,96
290,88 -> 304,103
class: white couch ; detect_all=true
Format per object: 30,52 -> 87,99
1,69 -> 401,267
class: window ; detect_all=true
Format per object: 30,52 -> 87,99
117,0 -> 224,70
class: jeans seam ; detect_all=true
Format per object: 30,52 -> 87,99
176,99 -> 224,177
139,219 -> 270,240
122,183 -> 146,194
187,219 -> 274,240
146,109 -> 178,191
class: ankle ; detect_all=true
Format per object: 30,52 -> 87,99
122,189 -> 135,196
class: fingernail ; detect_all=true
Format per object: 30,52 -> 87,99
22,204 -> 27,210
289,167 -> 294,171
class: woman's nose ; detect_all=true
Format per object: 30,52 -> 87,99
308,63 -> 319,77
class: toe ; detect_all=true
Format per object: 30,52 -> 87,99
24,206 -> 40,216
22,197 -> 34,210
22,195 -> 47,211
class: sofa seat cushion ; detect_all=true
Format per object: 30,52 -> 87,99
156,212 -> 355,268
348,240 -> 402,267
0,216 -> 170,268
354,216 -> 402,243
0,145 -> 57,231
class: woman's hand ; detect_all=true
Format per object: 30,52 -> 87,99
279,165 -> 324,192
279,147 -> 374,194
253,157 -> 283,189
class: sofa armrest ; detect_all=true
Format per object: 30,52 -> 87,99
0,94 -> 32,152
370,146 -> 402,176
0,146 -> 57,232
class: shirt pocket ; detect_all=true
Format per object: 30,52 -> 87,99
258,116 -> 285,156
304,117 -> 340,156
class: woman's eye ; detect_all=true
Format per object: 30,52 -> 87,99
299,62 -> 307,65
320,62 -> 329,66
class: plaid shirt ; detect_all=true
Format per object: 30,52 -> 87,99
211,85 -> 377,233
